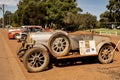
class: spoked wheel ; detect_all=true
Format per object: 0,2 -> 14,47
48,32 -> 70,57
23,48 -> 49,72
98,44 -> 114,64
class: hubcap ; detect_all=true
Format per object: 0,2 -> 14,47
101,46 -> 112,60
52,37 -> 67,53
28,52 -> 44,68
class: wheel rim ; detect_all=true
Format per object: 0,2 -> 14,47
100,46 -> 113,60
28,51 -> 45,68
51,37 -> 68,54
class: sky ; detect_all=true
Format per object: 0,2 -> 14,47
0,0 -> 19,17
0,0 -> 109,20
76,0 -> 109,20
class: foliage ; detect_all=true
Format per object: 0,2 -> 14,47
64,12 -> 97,31
4,11 -> 13,26
107,0 -> 120,22
100,0 -> 120,28
100,11 -> 111,28
13,0 -> 46,26
1,0 -> 97,31
0,18 -> 2,27
93,28 -> 120,35
12,0 -> 81,28
42,0 -> 82,29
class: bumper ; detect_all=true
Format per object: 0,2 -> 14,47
8,33 -> 14,39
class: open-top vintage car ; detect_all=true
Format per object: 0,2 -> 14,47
17,30 -> 117,72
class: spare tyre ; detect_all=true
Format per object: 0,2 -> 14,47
48,32 -> 70,57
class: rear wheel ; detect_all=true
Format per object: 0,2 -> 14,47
98,44 -> 114,64
48,32 -> 70,57
23,47 -> 49,72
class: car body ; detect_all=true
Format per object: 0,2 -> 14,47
17,30 -> 117,72
8,26 -> 44,39
8,28 -> 22,39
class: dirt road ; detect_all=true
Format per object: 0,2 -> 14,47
1,29 -> 120,80
0,29 -> 26,80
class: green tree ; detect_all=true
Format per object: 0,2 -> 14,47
45,0 -> 81,29
63,12 -> 80,31
13,0 -> 81,29
4,11 -> 13,26
0,18 -> 2,27
22,1 -> 46,25
100,0 -> 120,28
64,12 -> 97,31
100,11 -> 111,28
107,0 -> 120,23
12,0 -> 98,31
13,0 -> 46,26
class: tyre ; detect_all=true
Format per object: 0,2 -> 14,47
98,44 -> 114,64
48,32 -> 70,57
23,47 -> 49,72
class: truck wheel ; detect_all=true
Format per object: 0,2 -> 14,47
48,32 -> 70,57
23,47 -> 49,72
98,44 -> 114,64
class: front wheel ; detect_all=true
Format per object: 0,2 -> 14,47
98,44 -> 114,64
23,47 -> 49,72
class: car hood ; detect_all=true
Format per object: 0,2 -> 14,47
8,29 -> 21,32
29,30 -> 67,43
30,32 -> 53,42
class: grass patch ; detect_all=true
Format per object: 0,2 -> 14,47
91,28 -> 120,35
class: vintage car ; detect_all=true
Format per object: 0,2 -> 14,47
17,30 -> 117,72
8,26 -> 44,39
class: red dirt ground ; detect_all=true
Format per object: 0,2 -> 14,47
2,29 -> 120,80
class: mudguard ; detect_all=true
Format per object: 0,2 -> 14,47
33,43 -> 48,52
96,41 -> 116,54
